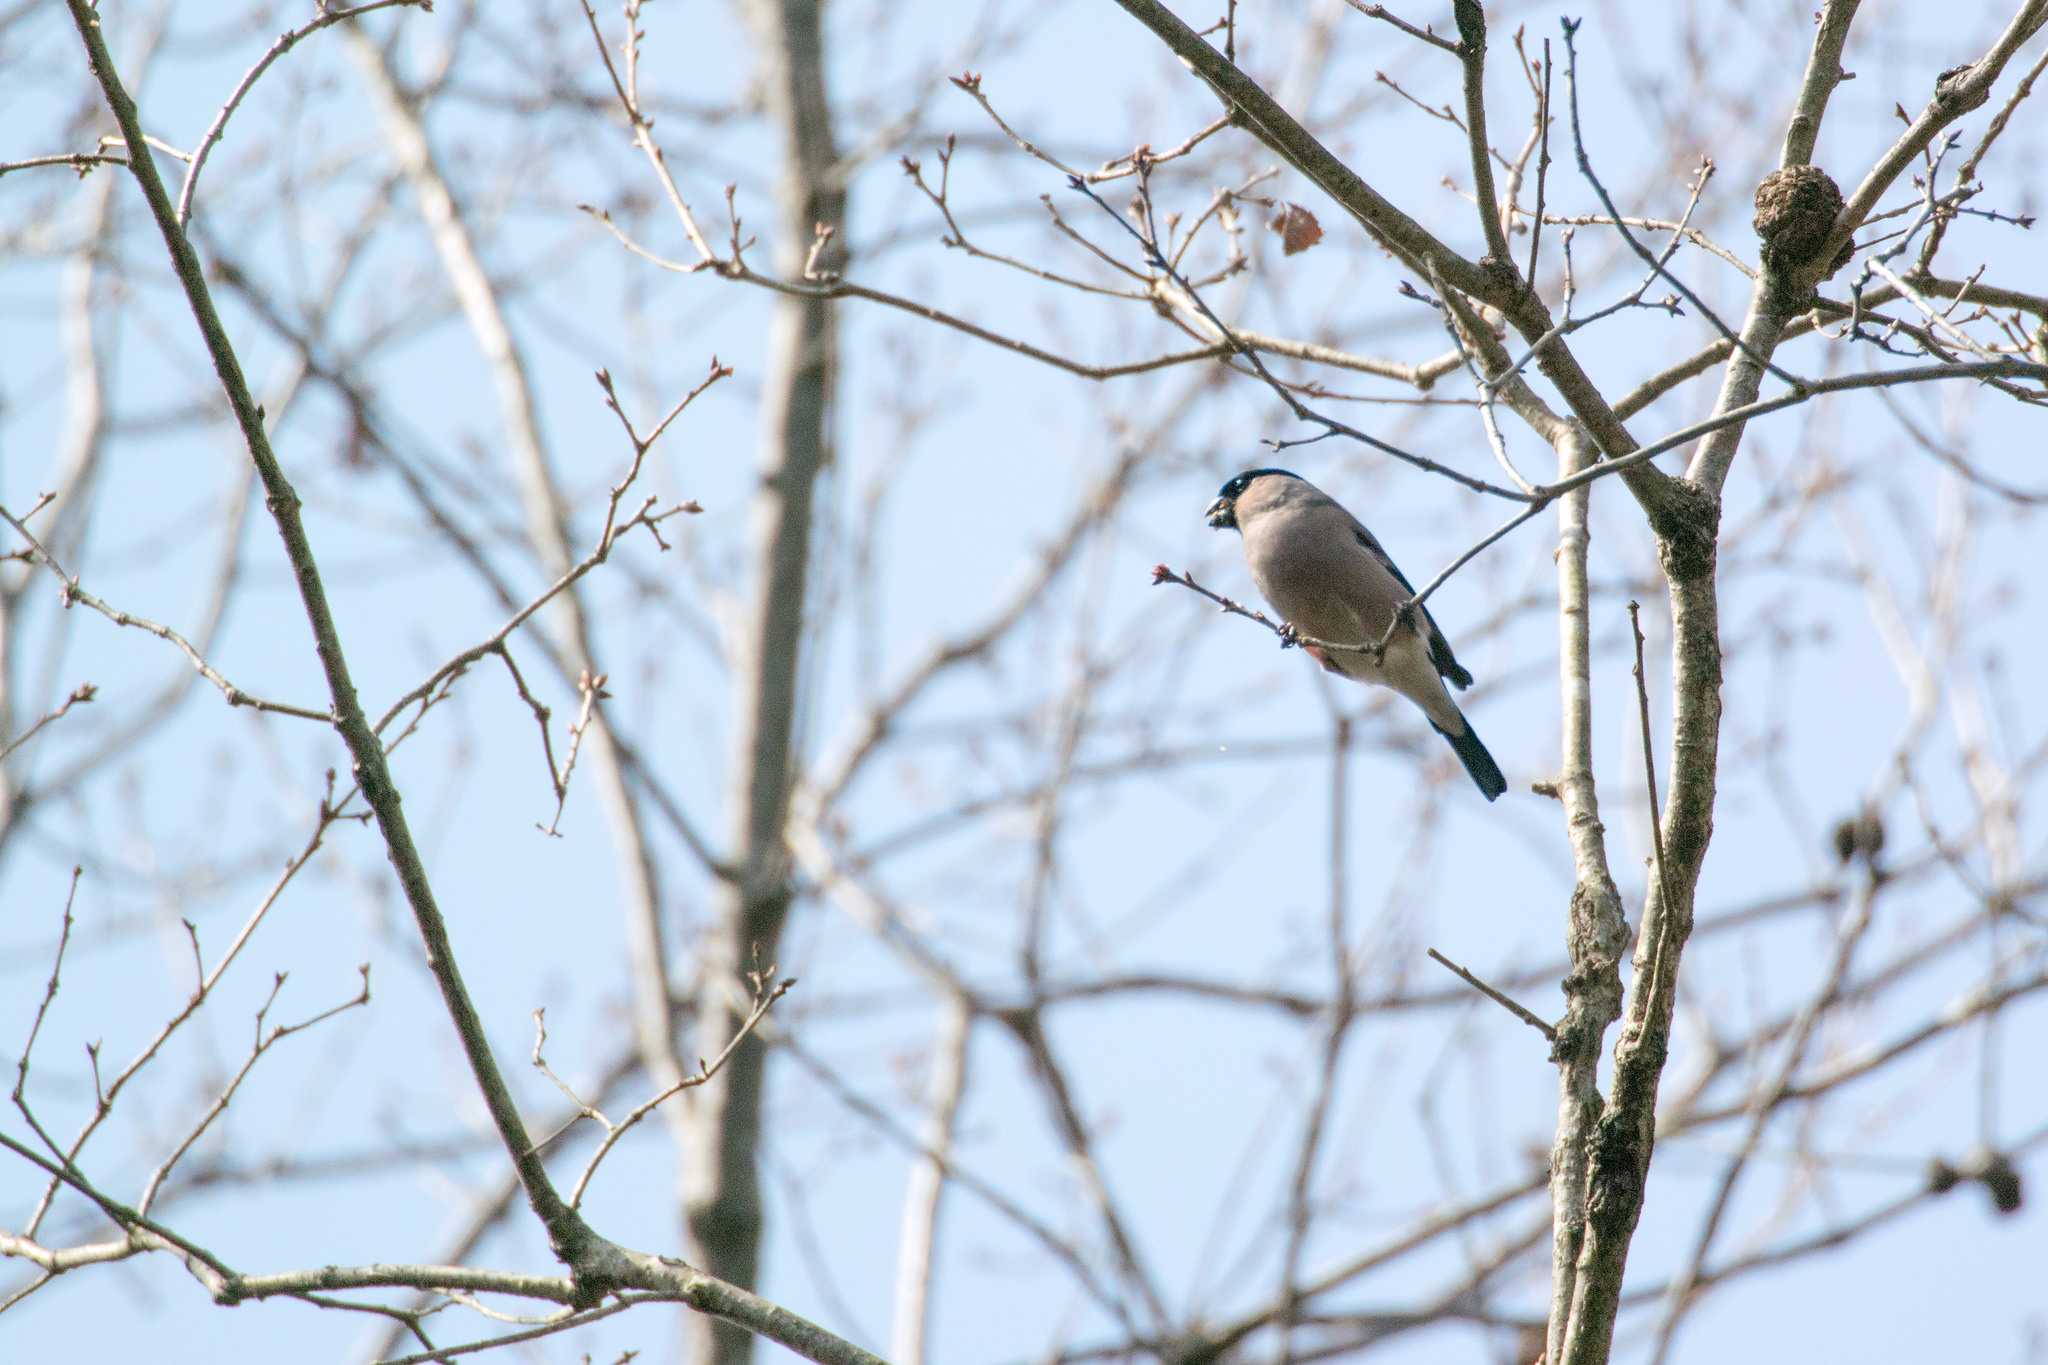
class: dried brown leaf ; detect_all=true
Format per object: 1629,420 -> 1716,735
1267,202 -> 1324,256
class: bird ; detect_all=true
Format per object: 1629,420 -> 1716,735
1205,468 -> 1507,801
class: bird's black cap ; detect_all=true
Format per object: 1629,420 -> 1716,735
1205,468 -> 1300,529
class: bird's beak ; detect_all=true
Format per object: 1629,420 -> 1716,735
1204,496 -> 1235,529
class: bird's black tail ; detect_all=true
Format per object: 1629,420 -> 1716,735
1434,718 -> 1506,802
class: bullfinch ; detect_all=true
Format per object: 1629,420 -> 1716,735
1206,468 -> 1507,801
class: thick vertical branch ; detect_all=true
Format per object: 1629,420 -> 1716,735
889,997 -> 971,1365
1544,426 -> 1628,1364
1552,10 -> 2047,1346
1678,302 -> 1794,496
1779,0 -> 1863,168
1452,0 -> 1514,268
682,1 -> 843,1359
1556,480 -> 1721,1365
1278,714 -> 1357,1364
1677,1 -> 1866,493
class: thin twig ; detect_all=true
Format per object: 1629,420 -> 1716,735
1344,1 -> 1460,55
0,503 -> 331,723
0,152 -> 128,179
0,684 -> 98,762
1558,19 -> 1805,390
1426,948 -> 1557,1041
1629,601 -> 1679,923
1067,171 -> 1532,500
562,975 -> 795,1207
1526,38 -> 1552,288
11,870 -> 83,1112
136,966 -> 372,1214
176,0 -> 431,226
1453,0 -> 1515,266
63,0 -> 588,1260
1154,498 -> 1546,659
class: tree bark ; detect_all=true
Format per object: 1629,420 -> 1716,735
680,2 -> 843,1361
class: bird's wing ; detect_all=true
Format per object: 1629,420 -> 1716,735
1343,517 -> 1475,690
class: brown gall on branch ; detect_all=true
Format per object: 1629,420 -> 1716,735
1831,807 -> 1888,868
1753,164 -> 1854,310
1685,0 -> 2048,496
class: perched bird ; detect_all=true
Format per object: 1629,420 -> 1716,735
1206,468 -> 1507,801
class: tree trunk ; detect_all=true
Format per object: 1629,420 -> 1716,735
680,2 -> 843,1361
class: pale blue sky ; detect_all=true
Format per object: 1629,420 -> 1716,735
2,1 -> 2044,1362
